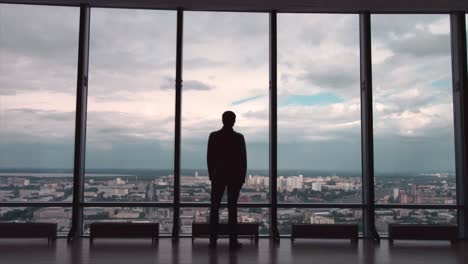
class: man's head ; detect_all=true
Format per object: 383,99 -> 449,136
222,111 -> 236,127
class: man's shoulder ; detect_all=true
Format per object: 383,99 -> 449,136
209,130 -> 222,138
210,129 -> 244,138
234,131 -> 244,139
210,130 -> 221,135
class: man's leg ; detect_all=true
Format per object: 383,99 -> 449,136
210,180 -> 225,246
227,182 -> 242,245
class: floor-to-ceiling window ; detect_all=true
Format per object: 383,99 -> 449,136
0,4 -> 79,234
84,8 -> 176,234
1,3 -> 466,238
277,14 -> 362,234
371,14 -> 457,234
181,11 -> 269,234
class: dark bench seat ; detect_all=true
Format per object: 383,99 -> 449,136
388,224 -> 457,244
192,222 -> 259,242
291,224 -> 359,243
0,222 -> 57,244
90,222 -> 159,245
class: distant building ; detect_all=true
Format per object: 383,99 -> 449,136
393,188 -> 399,200
310,214 -> 335,224
311,182 -> 322,192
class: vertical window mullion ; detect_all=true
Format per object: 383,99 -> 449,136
172,7 -> 183,241
69,3 -> 90,240
450,12 -> 468,239
359,12 -> 379,240
269,10 -> 280,241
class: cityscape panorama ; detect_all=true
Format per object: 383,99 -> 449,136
0,5 -> 462,236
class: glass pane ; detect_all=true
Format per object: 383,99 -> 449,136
278,208 -> 362,235
0,207 -> 72,234
180,207 -> 269,234
372,15 -> 456,205
277,14 -> 361,204
375,209 -> 456,234
83,207 -> 173,234
181,12 -> 269,203
0,4 -> 78,202
86,9 -> 176,202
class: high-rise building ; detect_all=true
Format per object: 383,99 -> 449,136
312,182 -> 322,192
393,188 -> 400,200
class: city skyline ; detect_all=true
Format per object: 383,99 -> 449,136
0,170 -> 457,235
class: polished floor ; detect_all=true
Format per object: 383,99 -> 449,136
0,238 -> 467,264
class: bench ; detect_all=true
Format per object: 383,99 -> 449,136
291,224 -> 359,244
192,222 -> 259,243
90,222 -> 159,245
388,224 -> 457,244
0,222 -> 57,245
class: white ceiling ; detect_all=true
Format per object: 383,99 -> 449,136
1,0 -> 468,12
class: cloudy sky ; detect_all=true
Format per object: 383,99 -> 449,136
0,4 -> 461,174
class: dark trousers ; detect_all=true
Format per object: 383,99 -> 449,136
210,180 -> 243,242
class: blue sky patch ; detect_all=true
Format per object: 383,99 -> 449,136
431,79 -> 450,89
279,92 -> 343,107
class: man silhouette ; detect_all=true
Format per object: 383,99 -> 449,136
207,111 -> 247,249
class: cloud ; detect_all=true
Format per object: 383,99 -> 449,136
243,110 -> 268,120
0,108 -> 75,144
0,5 -> 79,66
387,30 -> 450,58
278,14 -> 360,98
184,57 -> 225,69
371,14 -> 442,41
0,7 -> 456,172
183,80 -> 213,91
86,111 -> 174,144
298,68 -> 359,91
232,95 -> 265,105
160,76 -> 214,91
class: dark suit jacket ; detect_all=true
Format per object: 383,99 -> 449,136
207,127 -> 247,184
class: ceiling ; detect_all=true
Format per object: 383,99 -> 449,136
1,0 -> 468,12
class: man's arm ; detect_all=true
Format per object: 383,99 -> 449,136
207,133 -> 215,181
240,134 -> 247,183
